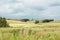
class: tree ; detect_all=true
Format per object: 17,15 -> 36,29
0,17 -> 9,27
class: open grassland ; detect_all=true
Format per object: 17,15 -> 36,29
7,20 -> 60,28
0,28 -> 60,40
0,20 -> 59,40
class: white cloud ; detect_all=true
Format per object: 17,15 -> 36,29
0,0 -> 60,19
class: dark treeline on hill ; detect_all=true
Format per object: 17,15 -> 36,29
20,19 -> 30,22
0,17 -> 9,27
20,18 -> 54,23
42,19 -> 54,23
34,19 -> 54,24
7,18 -> 54,24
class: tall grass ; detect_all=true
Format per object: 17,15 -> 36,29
0,28 -> 60,40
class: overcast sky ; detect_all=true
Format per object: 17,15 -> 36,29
0,0 -> 60,20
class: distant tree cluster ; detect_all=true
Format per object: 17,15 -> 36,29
0,17 -> 9,27
20,18 -> 54,24
20,19 -> 29,22
42,19 -> 54,23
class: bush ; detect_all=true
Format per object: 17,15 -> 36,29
0,17 -> 9,27
35,20 -> 39,24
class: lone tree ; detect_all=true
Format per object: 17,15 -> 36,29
0,17 -> 9,27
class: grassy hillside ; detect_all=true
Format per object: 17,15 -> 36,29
0,19 -> 59,40
6,19 -> 60,28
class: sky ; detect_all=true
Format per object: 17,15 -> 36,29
0,0 -> 60,20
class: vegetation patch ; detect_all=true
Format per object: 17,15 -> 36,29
0,17 -> 9,27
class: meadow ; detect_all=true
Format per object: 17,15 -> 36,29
0,20 -> 60,40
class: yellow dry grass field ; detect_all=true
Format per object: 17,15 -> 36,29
7,20 -> 36,27
7,20 -> 60,28
0,20 -> 60,40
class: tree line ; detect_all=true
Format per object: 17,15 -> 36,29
20,19 -> 54,24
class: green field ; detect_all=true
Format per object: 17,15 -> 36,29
0,20 -> 60,40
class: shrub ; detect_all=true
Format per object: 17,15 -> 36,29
0,17 -> 9,27
35,20 -> 39,24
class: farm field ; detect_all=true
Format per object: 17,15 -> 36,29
0,20 -> 60,40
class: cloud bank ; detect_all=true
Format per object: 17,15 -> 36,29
0,0 -> 60,19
